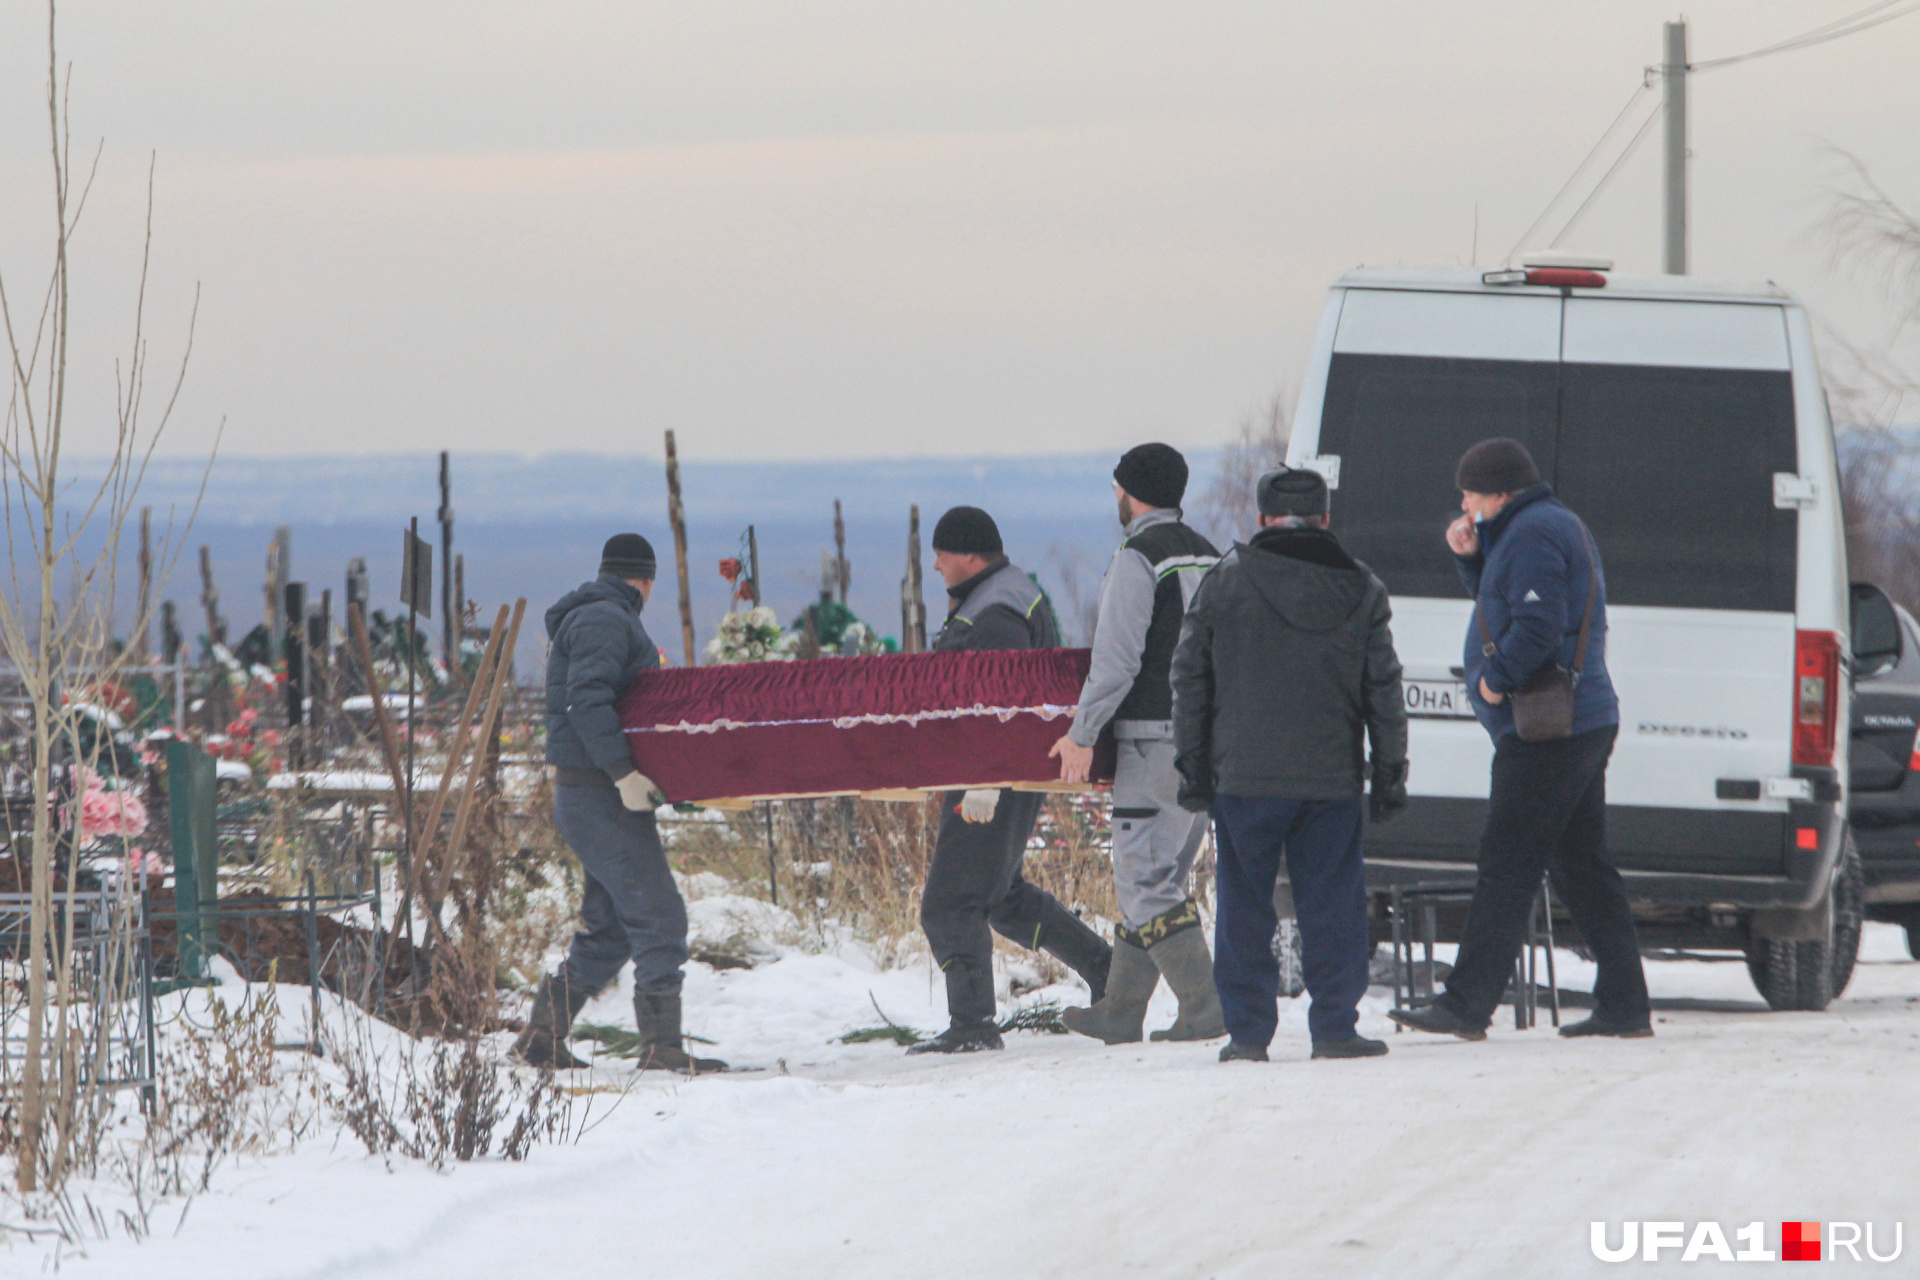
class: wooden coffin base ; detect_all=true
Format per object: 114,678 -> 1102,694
688,779 -> 1103,811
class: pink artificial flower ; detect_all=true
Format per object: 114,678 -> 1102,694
79,784 -> 149,840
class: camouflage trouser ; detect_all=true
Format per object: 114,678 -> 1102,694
1110,733 -> 1210,931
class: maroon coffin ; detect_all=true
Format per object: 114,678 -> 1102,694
616,648 -> 1114,803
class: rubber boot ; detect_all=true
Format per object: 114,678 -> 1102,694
1033,899 -> 1113,1003
634,991 -> 729,1074
1146,917 -> 1227,1042
512,972 -> 592,1070
1061,935 -> 1157,1045
908,960 -> 1003,1055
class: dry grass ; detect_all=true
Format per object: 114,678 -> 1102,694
661,792 -> 1125,970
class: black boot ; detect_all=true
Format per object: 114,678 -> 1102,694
1558,1013 -> 1653,1039
905,1021 -> 1005,1054
512,972 -> 592,1070
908,959 -> 1004,1055
1219,1040 -> 1269,1062
634,991 -> 729,1074
1387,1000 -> 1488,1041
1033,899 -> 1112,1003
1312,1035 -> 1389,1059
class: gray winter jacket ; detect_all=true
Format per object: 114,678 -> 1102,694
1171,526 -> 1407,801
931,558 -> 1060,653
1068,509 -> 1219,745
544,573 -> 660,780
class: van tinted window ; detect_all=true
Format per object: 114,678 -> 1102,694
1555,365 -> 1797,612
1318,353 -> 1560,599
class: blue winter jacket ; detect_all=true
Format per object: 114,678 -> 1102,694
1456,484 -> 1619,741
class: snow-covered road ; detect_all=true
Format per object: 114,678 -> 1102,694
33,925 -> 1920,1279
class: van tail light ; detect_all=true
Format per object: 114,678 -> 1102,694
1527,268 -> 1607,288
1793,630 -> 1841,768
1481,268 -> 1609,288
1909,725 -> 1920,773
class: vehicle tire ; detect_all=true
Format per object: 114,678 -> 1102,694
1908,919 -> 1920,963
1826,835 -> 1865,998
1744,832 -> 1864,1011
1272,918 -> 1306,998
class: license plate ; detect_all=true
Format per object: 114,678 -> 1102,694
1405,679 -> 1475,719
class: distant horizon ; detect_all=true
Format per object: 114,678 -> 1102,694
54,448 -> 1247,653
73,443 -> 1226,467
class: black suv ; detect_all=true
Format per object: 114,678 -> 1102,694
1848,586 -> 1920,958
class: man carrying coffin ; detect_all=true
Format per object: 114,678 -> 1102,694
908,506 -> 1114,1055
1050,443 -> 1226,1045
515,534 -> 726,1073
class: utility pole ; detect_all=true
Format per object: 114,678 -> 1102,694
1662,18 -> 1688,275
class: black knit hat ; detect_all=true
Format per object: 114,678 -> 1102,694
600,533 -> 657,581
1454,438 -> 1541,494
1257,466 -> 1330,518
931,506 -> 1003,556
1113,442 -> 1189,510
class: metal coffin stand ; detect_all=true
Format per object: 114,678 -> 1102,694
1387,879 -> 1561,1031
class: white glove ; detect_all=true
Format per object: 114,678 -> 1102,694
616,771 -> 666,812
958,788 -> 1001,824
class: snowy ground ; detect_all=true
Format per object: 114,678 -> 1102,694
16,922 -> 1920,1279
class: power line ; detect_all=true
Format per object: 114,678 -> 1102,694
1504,80 -> 1656,262
1509,2 -> 1920,262
1688,0 -> 1920,72
1550,98 -> 1664,248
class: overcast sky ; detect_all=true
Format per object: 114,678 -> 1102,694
1,1 -> 1916,462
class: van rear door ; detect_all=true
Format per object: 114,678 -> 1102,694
1314,287 -> 1562,833
1556,297 -> 1798,875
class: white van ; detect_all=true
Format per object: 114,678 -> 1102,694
1285,259 -> 1890,1010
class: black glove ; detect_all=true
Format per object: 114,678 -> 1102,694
1175,761 -> 1216,814
1369,757 -> 1409,824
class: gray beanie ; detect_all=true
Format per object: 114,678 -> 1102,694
600,533 -> 657,581
1257,466 -> 1330,518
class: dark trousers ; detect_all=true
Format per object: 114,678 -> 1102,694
921,789 -> 1086,1024
1213,794 -> 1369,1045
1441,724 -> 1649,1028
552,781 -> 690,996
